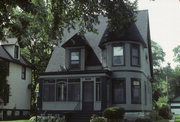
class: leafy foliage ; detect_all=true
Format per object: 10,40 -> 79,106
103,106 -> 125,119
173,45 -> 180,64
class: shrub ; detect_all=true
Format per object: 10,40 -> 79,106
158,104 -> 172,119
135,118 -> 152,122
103,106 -> 125,119
90,115 -> 106,122
29,116 -> 66,122
149,111 -> 163,121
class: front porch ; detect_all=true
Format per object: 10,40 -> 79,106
38,70 -> 111,112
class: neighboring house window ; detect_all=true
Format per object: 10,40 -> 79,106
14,45 -> 19,59
56,80 -> 67,101
145,81 -> 147,105
131,44 -> 140,66
3,84 -> 10,104
112,44 -> 124,65
131,78 -> 141,104
21,66 -> 26,80
112,78 -> 126,104
70,49 -> 80,69
96,79 -> 101,101
43,80 -> 55,101
68,79 -> 80,101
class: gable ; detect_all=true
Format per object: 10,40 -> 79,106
0,45 -> 33,68
62,34 -> 89,48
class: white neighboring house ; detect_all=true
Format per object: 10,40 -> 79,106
0,38 -> 32,119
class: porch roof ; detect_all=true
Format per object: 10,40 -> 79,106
38,70 -> 111,79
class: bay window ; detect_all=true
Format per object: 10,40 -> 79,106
131,78 -> 141,104
131,44 -> 140,66
112,44 -> 124,65
112,78 -> 126,104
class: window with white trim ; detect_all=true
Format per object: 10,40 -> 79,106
112,44 -> 124,65
70,49 -> 80,69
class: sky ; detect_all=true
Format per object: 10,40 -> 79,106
134,0 -> 180,68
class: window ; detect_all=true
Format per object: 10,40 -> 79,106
14,45 -> 19,59
96,79 -> 101,101
56,80 -> 67,101
131,78 -> 141,104
21,66 -> 26,80
68,79 -> 80,101
145,81 -> 147,105
131,44 -> 140,66
43,80 -> 55,101
42,79 -> 81,102
112,44 -> 124,65
112,79 -> 126,104
70,49 -> 80,69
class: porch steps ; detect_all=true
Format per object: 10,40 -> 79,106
67,111 -> 101,122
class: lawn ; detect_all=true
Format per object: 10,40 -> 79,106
175,114 -> 180,122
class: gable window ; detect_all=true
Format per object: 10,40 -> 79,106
131,44 -> 140,66
14,45 -> 19,59
70,49 -> 80,69
21,66 -> 26,80
112,78 -> 126,104
112,44 -> 124,65
131,78 -> 141,104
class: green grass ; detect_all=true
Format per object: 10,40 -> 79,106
0,120 -> 30,122
176,115 -> 180,120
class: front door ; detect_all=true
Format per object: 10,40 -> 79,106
82,81 -> 94,111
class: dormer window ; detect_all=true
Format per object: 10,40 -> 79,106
70,49 -> 80,69
14,45 -> 19,59
112,44 -> 124,66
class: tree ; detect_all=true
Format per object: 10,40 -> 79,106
173,45 -> 180,64
0,0 -> 137,41
151,40 -> 166,101
151,40 -> 166,69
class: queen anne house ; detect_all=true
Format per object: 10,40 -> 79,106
0,38 -> 32,120
38,10 -> 153,121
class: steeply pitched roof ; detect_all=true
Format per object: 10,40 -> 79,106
0,45 -> 33,68
45,10 -> 151,72
62,34 -> 89,48
99,10 -> 149,48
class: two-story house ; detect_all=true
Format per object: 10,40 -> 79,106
38,10 -> 153,120
0,38 -> 32,120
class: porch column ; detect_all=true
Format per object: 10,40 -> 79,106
101,77 -> 108,110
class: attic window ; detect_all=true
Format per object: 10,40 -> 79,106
70,49 -> 80,69
14,45 -> 19,59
